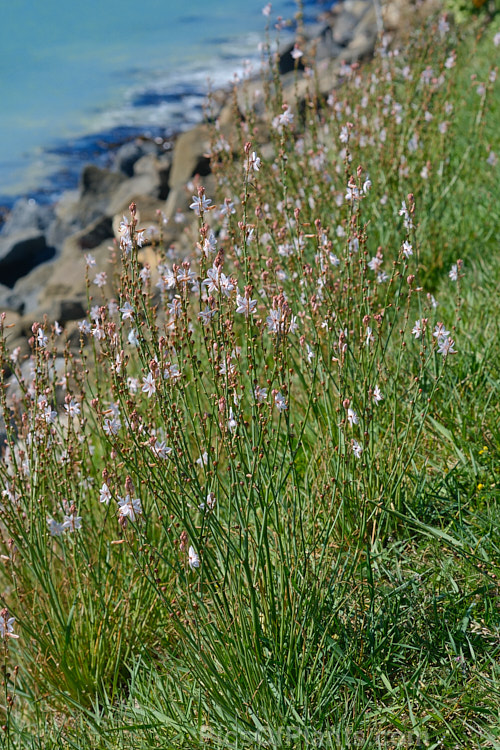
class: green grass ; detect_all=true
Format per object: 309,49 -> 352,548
0,7 -> 499,749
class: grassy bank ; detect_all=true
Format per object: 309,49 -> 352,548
0,7 -> 499,749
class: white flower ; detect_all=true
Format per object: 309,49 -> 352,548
220,199 -> 236,217
100,483 -> 112,504
412,320 -> 424,339
188,545 -> 200,570
152,440 -> 172,460
84,253 -> 96,267
128,329 -> 139,347
449,264 -> 459,281
235,293 -> 257,318
373,385 -> 383,404
352,440 -> 363,458
278,108 -> 294,127
117,495 -> 142,522
274,392 -> 287,412
127,377 -> 139,393
167,298 -> 182,318
37,328 -> 48,348
142,372 -> 156,398
254,386 -> 268,404
93,272 -> 107,288
433,322 -> 450,339
249,151 -> 261,172
227,408 -> 238,433
120,302 -> 134,321
347,408 -> 359,426
196,452 -> 209,467
368,256 -> 383,272
198,306 -> 217,326
103,417 -> 121,436
47,518 -> 66,536
402,241 -> 413,258
189,194 -> 212,216
62,513 -> 82,532
65,399 -> 81,418
437,336 -> 457,357
0,611 -> 19,640
163,362 -> 181,381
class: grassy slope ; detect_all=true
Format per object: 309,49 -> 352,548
0,8 -> 499,750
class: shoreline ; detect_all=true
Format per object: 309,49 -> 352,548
0,1 -> 328,211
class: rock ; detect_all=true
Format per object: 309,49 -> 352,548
332,8 -> 364,46
134,153 -> 171,200
343,5 -> 377,61
76,216 -> 114,251
0,284 -> 24,315
12,261 -> 58,316
56,299 -> 87,323
113,139 -> 159,177
77,165 -> 127,227
0,232 -> 56,288
310,25 -> 344,62
107,172 -> 161,217
169,125 -> 211,189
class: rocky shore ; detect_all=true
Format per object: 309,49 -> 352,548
0,0 -> 438,358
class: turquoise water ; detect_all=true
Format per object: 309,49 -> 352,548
0,0 -> 305,200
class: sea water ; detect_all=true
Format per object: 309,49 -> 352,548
0,0 -> 319,204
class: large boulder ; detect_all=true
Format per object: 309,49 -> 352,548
0,232 -> 56,288
169,125 -> 211,189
